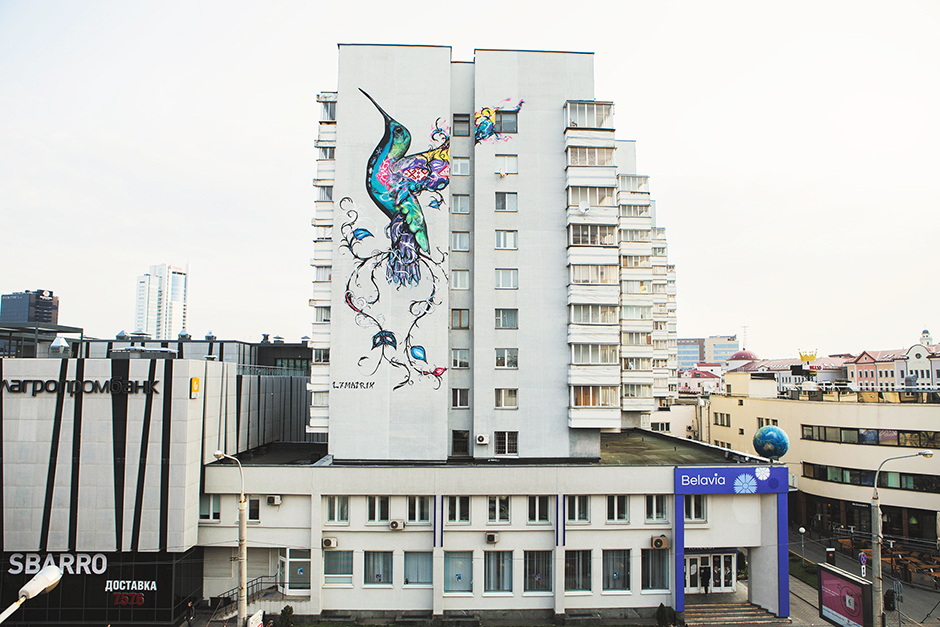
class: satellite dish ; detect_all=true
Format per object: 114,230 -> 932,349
578,201 -> 590,214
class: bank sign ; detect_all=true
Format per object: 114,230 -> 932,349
675,466 -> 788,495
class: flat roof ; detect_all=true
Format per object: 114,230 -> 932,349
215,430 -> 767,468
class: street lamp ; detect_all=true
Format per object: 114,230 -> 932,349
871,450 -> 933,627
215,450 -> 247,627
0,565 -> 63,624
799,527 -> 806,566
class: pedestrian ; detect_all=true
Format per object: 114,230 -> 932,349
186,601 -> 195,627
702,567 -> 710,596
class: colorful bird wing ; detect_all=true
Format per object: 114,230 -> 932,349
396,195 -> 429,252
399,139 -> 450,193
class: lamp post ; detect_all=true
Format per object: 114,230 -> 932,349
799,527 -> 806,566
215,450 -> 247,627
0,565 -> 63,624
871,450 -> 933,627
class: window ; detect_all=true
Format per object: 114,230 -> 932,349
566,495 -> 589,522
323,550 -> 353,585
568,146 -> 615,166
494,110 -> 517,133
452,194 -> 470,214
623,384 -> 652,398
451,231 -> 470,251
367,496 -> 389,522
318,146 -> 335,160
620,229 -> 650,242
408,496 -> 430,523
528,496 -> 550,523
248,496 -> 260,521
571,344 -> 618,365
315,306 -> 331,323
569,224 -> 617,246
313,226 -> 332,242
321,101 -> 336,121
684,494 -> 706,521
570,265 -> 618,284
568,186 -> 616,207
620,204 -> 650,217
603,549 -> 630,591
571,386 -> 619,407
524,551 -> 552,592
318,186 -> 333,201
453,114 -> 471,136
452,430 -> 470,456
452,157 -> 470,175
495,192 -> 517,212
451,349 -> 469,369
452,309 -> 470,329
567,102 -> 612,129
495,389 -> 517,409
646,495 -> 666,522
364,551 -> 392,585
448,496 -> 470,523
313,348 -> 330,364
495,431 -> 518,455
565,550 -> 591,591
641,549 -> 669,590
312,391 -> 329,406
651,422 -> 670,432
326,495 -> 349,523
444,551 -> 473,592
495,308 -> 518,329
485,551 -> 513,592
404,552 -> 432,585
623,280 -> 651,294
757,417 -> 778,428
607,495 -> 628,522
200,494 -> 220,521
622,305 -> 652,320
495,154 -> 518,174
452,269 -> 469,290
495,230 -> 518,249
452,388 -> 469,409
495,269 -> 518,289
571,304 -> 618,324
495,348 -> 518,368
488,496 -> 510,523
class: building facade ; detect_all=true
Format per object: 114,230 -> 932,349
309,45 -> 678,463
0,290 -> 59,325
677,336 -> 738,371
134,264 -> 188,340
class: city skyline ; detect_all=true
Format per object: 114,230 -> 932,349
0,1 -> 937,357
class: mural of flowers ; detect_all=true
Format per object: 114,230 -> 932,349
755,467 -> 771,481
733,473 -> 757,494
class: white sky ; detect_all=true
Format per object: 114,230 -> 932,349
1,0 -> 937,359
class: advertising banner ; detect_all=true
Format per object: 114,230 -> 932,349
817,563 -> 872,627
674,466 -> 788,495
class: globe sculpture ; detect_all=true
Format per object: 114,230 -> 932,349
753,425 -> 789,460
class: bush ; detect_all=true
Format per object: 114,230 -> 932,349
278,605 -> 294,627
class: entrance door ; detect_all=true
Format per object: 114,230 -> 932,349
684,554 -> 736,593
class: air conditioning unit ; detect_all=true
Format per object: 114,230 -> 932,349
267,495 -> 281,506
652,536 -> 669,550
476,434 -> 489,445
322,537 -> 338,549
389,519 -> 405,531
485,532 -> 500,544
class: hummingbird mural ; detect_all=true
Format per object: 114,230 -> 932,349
360,89 -> 450,287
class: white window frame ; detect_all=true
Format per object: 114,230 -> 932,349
528,495 -> 550,523
451,231 -> 470,251
495,192 -> 518,212
451,269 -> 469,290
684,494 -> 706,522
451,349 -> 469,369
408,496 -> 431,523
452,194 -> 470,214
606,495 -> 628,523
495,154 -> 518,174
447,495 -> 470,523
495,388 -> 518,409
314,306 -> 331,323
367,496 -> 390,523
200,494 -> 220,521
645,494 -> 667,522
495,230 -> 518,249
566,495 -> 589,523
495,348 -> 518,369
452,388 -> 470,408
326,495 -> 349,524
495,268 -> 518,289
452,158 -> 470,175
495,308 -> 518,329
488,496 -> 511,523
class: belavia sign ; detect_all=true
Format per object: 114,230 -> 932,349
0,378 -> 159,397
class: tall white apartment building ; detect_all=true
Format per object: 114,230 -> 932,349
309,45 -> 677,462
135,263 -> 188,340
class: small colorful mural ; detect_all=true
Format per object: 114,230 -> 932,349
338,90 -> 451,390
474,99 -> 524,144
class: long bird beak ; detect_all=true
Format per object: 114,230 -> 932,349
359,88 -> 392,122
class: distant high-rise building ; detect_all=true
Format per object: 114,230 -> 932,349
0,289 -> 59,324
134,264 -> 188,340
678,335 -> 739,369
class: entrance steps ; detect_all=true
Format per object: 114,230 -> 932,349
683,602 -> 785,626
